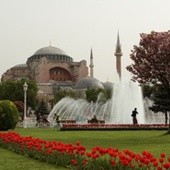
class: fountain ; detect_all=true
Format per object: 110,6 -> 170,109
47,32 -> 165,126
47,77 -> 166,126
47,77 -> 147,125
110,78 -> 145,124
143,97 -> 165,124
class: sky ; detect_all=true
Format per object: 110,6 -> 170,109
0,0 -> 170,82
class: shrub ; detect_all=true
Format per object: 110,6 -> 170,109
0,100 -> 19,130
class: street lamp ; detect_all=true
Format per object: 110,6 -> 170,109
23,82 -> 28,128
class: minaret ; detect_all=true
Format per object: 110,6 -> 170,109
49,40 -> 52,46
114,32 -> 122,79
89,48 -> 94,78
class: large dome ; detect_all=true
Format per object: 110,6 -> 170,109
27,45 -> 73,63
34,46 -> 67,56
75,76 -> 104,90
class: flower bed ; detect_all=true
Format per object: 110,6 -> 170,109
60,124 -> 169,131
0,132 -> 170,169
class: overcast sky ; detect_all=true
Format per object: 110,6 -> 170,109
0,0 -> 170,82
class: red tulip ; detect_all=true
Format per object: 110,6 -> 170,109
110,160 -> 116,166
157,166 -> 162,170
159,158 -> 164,163
71,159 -> 77,166
160,153 -> 166,158
168,157 -> 170,162
163,162 -> 170,169
153,161 -> 158,167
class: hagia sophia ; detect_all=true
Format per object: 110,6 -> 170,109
1,33 -> 122,101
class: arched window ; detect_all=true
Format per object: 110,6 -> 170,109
49,67 -> 72,81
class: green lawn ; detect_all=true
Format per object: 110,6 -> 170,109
15,128 -> 170,157
0,147 -> 67,170
1,128 -> 170,169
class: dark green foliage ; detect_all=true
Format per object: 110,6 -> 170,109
149,85 -> 170,124
142,84 -> 155,98
86,88 -> 101,102
25,80 -> 38,109
0,100 -> 19,130
103,88 -> 112,100
86,88 -> 111,103
54,89 -> 76,103
36,100 -> 48,116
0,79 -> 38,109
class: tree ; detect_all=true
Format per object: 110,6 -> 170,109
86,88 -> 111,103
127,31 -> 170,97
142,84 -> 155,98
149,85 -> 170,124
127,30 -> 170,133
142,84 -> 170,124
54,89 -> 76,103
0,79 -> 38,109
13,101 -> 24,121
103,88 -> 112,101
36,100 -> 49,116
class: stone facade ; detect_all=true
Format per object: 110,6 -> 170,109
1,45 -> 88,101
1,64 -> 29,82
1,46 -> 88,85
27,56 -> 88,83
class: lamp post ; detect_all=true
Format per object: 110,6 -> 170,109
23,82 -> 28,128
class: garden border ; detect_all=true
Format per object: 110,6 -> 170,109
60,124 -> 169,131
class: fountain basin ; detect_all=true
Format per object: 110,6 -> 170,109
60,123 -> 169,131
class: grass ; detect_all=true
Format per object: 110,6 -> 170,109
1,128 -> 170,169
14,128 -> 170,156
0,147 -> 67,170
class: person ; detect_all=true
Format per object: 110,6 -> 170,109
91,115 -> 98,123
131,108 -> 138,124
56,115 -> 60,128
54,113 -> 60,128
36,112 -> 41,126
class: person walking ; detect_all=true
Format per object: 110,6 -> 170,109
131,108 -> 138,124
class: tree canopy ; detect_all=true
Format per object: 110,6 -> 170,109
149,85 -> 170,124
127,31 -> 170,96
142,85 -> 155,98
86,88 -> 112,103
0,79 -> 38,109
36,99 -> 49,116
54,89 -> 76,103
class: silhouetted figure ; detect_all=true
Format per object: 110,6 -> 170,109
131,108 -> 138,124
56,115 -> 60,128
91,115 -> 98,124
54,113 -> 60,128
36,112 -> 41,126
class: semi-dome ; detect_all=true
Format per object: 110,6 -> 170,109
75,76 -> 104,90
102,81 -> 113,89
34,46 -> 67,56
13,64 -> 28,68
